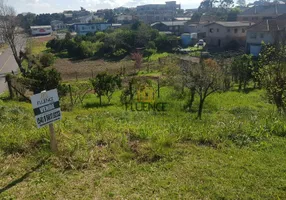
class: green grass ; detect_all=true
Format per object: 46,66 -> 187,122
148,53 -> 169,61
1,86 -> 286,199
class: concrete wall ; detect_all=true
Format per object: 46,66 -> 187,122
205,23 -> 248,47
246,31 -> 274,45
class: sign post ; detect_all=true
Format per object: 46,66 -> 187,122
30,89 -> 62,152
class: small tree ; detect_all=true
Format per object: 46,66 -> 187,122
231,54 -> 253,91
131,52 -> 143,73
90,73 -> 121,105
183,59 -> 224,119
40,52 -> 55,67
257,44 -> 286,113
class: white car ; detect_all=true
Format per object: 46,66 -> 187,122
198,39 -> 204,46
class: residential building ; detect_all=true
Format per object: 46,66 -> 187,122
237,3 -> 286,23
72,23 -> 112,35
205,22 -> 253,48
51,20 -> 66,31
116,14 -> 133,23
136,1 -> 181,24
30,26 -> 52,36
246,14 -> 286,56
151,21 -> 186,36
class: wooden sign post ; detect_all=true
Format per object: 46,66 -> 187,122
30,89 -> 62,152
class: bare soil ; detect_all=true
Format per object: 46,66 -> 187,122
52,58 -> 136,81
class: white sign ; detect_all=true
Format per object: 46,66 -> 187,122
30,89 -> 62,128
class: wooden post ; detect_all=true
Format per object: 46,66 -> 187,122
49,123 -> 58,152
157,77 -> 160,98
68,84 -> 73,107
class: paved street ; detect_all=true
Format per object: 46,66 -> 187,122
0,48 -> 18,94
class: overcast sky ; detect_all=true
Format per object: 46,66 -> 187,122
9,0 -> 254,14
9,0 -> 205,14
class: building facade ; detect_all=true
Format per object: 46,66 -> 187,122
136,1 -> 181,24
51,20 -> 66,31
237,4 -> 286,23
205,22 -> 253,48
151,21 -> 186,35
73,23 -> 112,35
246,14 -> 286,56
30,26 -> 52,36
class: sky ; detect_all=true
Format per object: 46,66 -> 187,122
9,0 -> 204,14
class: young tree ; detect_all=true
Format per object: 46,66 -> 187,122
131,52 -> 143,73
258,44 -> 286,113
90,73 -> 121,105
231,54 -> 253,91
0,0 -> 26,73
183,59 -> 224,119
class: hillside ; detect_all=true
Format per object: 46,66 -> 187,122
1,88 -> 286,199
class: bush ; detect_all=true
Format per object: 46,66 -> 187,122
23,67 -> 62,94
40,52 -> 55,67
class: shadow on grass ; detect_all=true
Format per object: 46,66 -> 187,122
0,159 -> 46,194
84,102 -> 113,109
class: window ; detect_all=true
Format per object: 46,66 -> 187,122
234,29 -> 238,33
227,28 -> 230,33
209,28 -> 214,33
250,33 -> 257,39
91,26 -> 95,29
260,33 -> 264,38
82,26 -> 85,30
242,29 -> 245,33
217,28 -> 219,32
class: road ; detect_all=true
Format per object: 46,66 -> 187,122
0,48 -> 18,94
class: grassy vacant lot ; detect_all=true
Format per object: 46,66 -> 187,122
1,85 -> 286,199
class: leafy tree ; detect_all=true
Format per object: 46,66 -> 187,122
90,73 -> 121,105
39,52 -> 55,67
183,59 -> 224,119
227,7 -> 241,21
23,67 -> 62,94
65,32 -> 72,40
257,44 -> 286,113
231,54 -> 253,91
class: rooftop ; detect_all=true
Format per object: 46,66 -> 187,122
205,21 -> 253,27
239,4 -> 286,16
30,25 -> 52,29
151,21 -> 187,27
248,14 -> 286,31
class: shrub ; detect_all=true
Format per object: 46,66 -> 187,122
39,52 -> 55,67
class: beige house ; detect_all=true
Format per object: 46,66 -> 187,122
205,22 -> 253,48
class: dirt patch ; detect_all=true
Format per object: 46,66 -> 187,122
53,58 -> 135,81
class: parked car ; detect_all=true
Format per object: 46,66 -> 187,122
198,39 -> 204,46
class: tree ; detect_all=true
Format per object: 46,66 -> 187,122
0,0 -> 25,73
257,44 -> 286,113
183,59 -> 224,119
131,52 -> 143,73
90,73 -> 121,105
231,54 -> 253,91
237,0 -> 246,7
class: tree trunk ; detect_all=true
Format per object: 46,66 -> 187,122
238,79 -> 242,91
189,87 -> 196,111
197,98 -> 205,119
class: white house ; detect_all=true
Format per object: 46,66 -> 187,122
73,23 -> 112,35
30,26 -> 52,36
